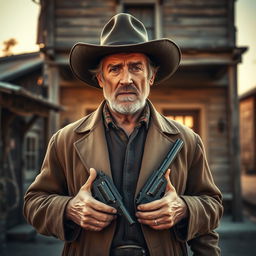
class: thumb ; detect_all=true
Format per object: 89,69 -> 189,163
165,169 -> 176,193
81,168 -> 97,191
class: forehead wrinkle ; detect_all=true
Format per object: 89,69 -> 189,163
102,53 -> 148,66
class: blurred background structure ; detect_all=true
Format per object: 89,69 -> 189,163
0,0 -> 256,255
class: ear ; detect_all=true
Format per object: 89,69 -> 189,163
149,71 -> 157,87
96,73 -> 104,88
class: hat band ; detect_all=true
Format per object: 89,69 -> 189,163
103,40 -> 147,46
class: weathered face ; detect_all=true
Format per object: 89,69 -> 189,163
97,53 -> 155,115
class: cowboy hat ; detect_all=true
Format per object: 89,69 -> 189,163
69,13 -> 181,88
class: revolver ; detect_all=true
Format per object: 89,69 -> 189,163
92,171 -> 135,225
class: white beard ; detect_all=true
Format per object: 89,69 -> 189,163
107,97 -> 146,114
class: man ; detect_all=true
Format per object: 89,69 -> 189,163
24,13 -> 223,256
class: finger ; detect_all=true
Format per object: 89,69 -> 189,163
137,217 -> 171,226
137,217 -> 174,230
80,222 -> 102,231
81,168 -> 97,191
150,222 -> 174,230
91,216 -> 116,228
88,196 -> 117,214
80,215 -> 116,230
137,197 -> 165,211
84,205 -> 117,222
164,169 -> 176,192
136,208 -> 165,220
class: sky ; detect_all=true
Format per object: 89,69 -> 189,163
0,0 -> 255,95
236,0 -> 256,94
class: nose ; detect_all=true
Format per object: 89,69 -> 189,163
120,67 -> 133,85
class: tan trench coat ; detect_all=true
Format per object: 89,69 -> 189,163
24,101 -> 223,256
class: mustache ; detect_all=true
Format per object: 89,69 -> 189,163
115,84 -> 139,97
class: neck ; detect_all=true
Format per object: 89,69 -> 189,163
107,104 -> 145,135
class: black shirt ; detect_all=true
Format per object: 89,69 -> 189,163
103,103 -> 150,249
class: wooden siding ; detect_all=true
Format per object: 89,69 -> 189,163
55,0 -> 116,48
240,97 -> 256,173
60,86 -> 230,194
162,0 -> 234,49
52,0 -> 235,50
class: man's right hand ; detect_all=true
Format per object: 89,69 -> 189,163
65,168 -> 117,231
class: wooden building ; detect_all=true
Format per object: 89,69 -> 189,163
0,52 -> 61,243
240,87 -> 256,174
37,0 -> 246,220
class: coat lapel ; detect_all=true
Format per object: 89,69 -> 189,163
73,102 -> 112,178
135,101 -> 180,196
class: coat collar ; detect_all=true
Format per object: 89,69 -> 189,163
74,101 -> 106,134
73,101 -> 113,179
147,99 -> 180,135
134,100 -> 180,196
73,99 -> 180,136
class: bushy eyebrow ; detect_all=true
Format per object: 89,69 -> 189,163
128,61 -> 143,66
107,63 -> 122,70
107,61 -> 143,69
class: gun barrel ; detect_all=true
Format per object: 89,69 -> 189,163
158,139 -> 184,175
135,139 -> 184,205
119,204 -> 136,225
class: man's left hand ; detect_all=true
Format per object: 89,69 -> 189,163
136,169 -> 188,230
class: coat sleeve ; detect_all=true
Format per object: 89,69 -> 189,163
174,134 -> 223,255
23,132 -> 81,242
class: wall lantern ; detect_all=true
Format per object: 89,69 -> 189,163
218,118 -> 226,133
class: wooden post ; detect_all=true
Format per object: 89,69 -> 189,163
0,105 -> 6,254
45,0 -> 55,57
45,63 -> 60,137
228,64 -> 243,221
43,116 -> 50,150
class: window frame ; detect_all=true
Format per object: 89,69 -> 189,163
155,102 -> 208,154
24,131 -> 39,181
117,0 -> 162,39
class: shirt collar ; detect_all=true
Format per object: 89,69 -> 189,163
103,102 -> 150,130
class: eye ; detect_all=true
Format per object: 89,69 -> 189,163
130,64 -> 142,72
109,65 -> 120,73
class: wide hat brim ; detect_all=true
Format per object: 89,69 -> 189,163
69,38 -> 181,89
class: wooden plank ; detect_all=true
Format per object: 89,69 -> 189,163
46,64 -> 60,135
55,37 -> 98,47
56,27 -> 102,37
45,0 -> 55,56
55,0 -> 114,8
56,17 -> 109,27
0,94 -> 49,117
164,36 -> 229,48
163,17 -> 227,26
227,0 -> 235,46
164,0 -> 227,7
55,8 -> 114,17
163,26 -> 227,37
228,65 -> 243,221
163,7 -> 227,16
240,98 -> 255,172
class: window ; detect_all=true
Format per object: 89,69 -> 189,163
24,132 -> 39,181
162,109 -> 200,134
120,0 -> 162,39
